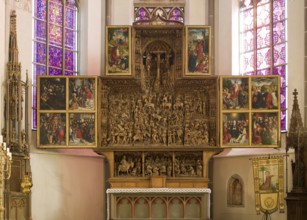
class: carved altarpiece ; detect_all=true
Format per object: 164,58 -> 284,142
96,23 -> 220,190
98,18 -> 217,219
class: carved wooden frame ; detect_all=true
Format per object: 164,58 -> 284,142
185,25 -> 211,76
37,76 -> 99,148
220,75 -> 280,148
106,26 -> 132,76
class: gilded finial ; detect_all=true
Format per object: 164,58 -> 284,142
293,89 -> 298,99
9,10 -> 19,63
288,89 -> 304,147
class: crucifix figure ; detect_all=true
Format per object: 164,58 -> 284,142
151,50 -> 165,92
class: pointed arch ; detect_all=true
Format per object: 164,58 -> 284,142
227,174 -> 244,206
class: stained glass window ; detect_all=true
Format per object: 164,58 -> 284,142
240,0 -> 287,130
134,6 -> 184,24
33,0 -> 79,129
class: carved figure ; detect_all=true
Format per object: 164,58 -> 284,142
118,155 -> 134,175
167,164 -> 172,176
145,163 -> 153,176
196,160 -> 203,177
153,166 -> 159,176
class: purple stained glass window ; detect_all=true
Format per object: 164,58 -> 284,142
170,8 -> 183,22
49,45 -> 63,68
34,42 -> 46,64
273,21 -> 286,45
257,3 -> 270,27
65,7 -> 76,28
49,24 -> 62,45
241,9 -> 254,31
241,51 -> 254,72
273,0 -> 285,22
34,64 -> 46,76
273,43 -> 286,65
134,6 -> 184,24
65,50 -> 74,71
35,0 -> 47,19
256,47 -> 270,69
49,67 -> 63,76
35,20 -> 47,41
256,26 -> 271,49
65,71 -> 74,76
240,0 -> 287,131
273,65 -> 286,86
136,8 -> 150,21
257,68 -> 270,76
65,29 -> 75,49
49,1 -> 63,25
242,31 -> 254,51
33,0 -> 78,129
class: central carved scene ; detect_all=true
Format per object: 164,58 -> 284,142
100,27 -> 218,149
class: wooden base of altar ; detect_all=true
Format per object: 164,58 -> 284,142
286,192 -> 307,220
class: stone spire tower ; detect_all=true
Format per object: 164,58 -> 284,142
2,10 -> 32,220
286,90 -> 307,220
287,89 -> 306,192
287,89 -> 304,147
8,10 -> 19,64
4,10 -> 29,155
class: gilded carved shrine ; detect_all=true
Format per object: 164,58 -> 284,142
96,8 -> 218,217
1,11 -> 32,220
96,21 -> 219,190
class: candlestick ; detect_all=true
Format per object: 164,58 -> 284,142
8,152 -> 12,160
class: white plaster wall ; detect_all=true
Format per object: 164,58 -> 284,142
79,0 -> 103,75
109,0 -> 133,25
215,0 -> 239,76
213,152 -> 294,220
185,0 -> 208,25
31,153 -> 105,220
287,0 -> 305,123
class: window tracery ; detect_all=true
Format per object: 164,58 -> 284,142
134,6 -> 184,24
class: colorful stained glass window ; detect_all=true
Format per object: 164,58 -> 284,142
33,0 -> 79,129
240,0 -> 287,131
134,6 -> 184,24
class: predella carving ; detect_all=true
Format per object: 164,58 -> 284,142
114,151 -> 203,178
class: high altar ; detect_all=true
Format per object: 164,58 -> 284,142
94,1 -> 218,219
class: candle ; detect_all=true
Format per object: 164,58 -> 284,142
0,135 -> 2,144
8,152 -> 12,160
3,143 -> 6,150
7,147 -> 10,153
